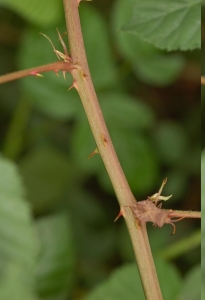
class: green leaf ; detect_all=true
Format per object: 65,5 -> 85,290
80,5 -> 118,90
0,155 -> 39,299
0,0 -> 62,27
112,0 -> 185,86
71,92 -> 159,195
85,260 -> 182,300
68,190 -> 117,263
99,92 -> 155,131
160,169 -> 187,201
180,265 -> 201,300
19,147 -> 71,213
202,287 -> 205,300
0,261 -> 38,300
123,0 -> 201,51
35,213 -> 75,300
154,121 -> 189,165
0,154 -> 39,266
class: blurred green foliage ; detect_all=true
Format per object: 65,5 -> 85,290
0,0 -> 200,299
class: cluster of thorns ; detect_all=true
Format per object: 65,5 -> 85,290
116,178 -> 186,235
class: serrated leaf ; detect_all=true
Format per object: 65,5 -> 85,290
85,260 -> 182,300
123,0 -> 200,51
35,213 -> 75,300
180,265 -> 201,300
19,147 -> 71,213
0,154 -> 39,266
0,0 -> 62,26
112,0 -> 185,86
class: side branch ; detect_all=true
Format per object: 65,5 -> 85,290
0,61 -> 72,84
169,210 -> 201,219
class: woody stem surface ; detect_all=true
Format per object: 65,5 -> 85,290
63,0 -> 163,299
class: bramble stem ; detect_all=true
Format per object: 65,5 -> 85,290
0,61 -> 71,84
63,0 -> 163,299
0,1 -> 200,299
169,210 -> 201,219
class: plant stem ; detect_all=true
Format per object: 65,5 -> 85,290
169,210 -> 201,219
0,61 -> 71,84
63,0 -> 163,299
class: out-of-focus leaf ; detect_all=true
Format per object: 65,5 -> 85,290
69,190 -> 117,262
0,261 -> 38,300
98,92 -> 155,130
68,190 -> 117,286
85,260 -> 181,300
202,286 -> 205,300
80,5 -> 118,90
99,130 -> 158,194
112,0 -> 185,86
161,169 -> 187,201
0,155 -> 39,299
0,154 -> 39,265
35,213 -> 75,300
19,147 -> 71,213
180,265 -> 201,300
71,92 -> 159,194
123,0 -> 200,51
154,121 -> 189,165
0,0 -> 62,27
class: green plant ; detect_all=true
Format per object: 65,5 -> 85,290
0,0 -> 201,299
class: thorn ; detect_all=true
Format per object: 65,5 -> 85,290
88,148 -> 99,159
68,80 -> 78,91
170,223 -> 176,236
114,210 -> 123,222
55,50 -> 68,61
56,28 -> 69,58
40,32 -> 61,60
62,71 -> 66,80
158,177 -> 167,196
30,71 -> 43,78
54,70 -> 59,76
68,84 -> 74,91
159,195 -> 172,201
